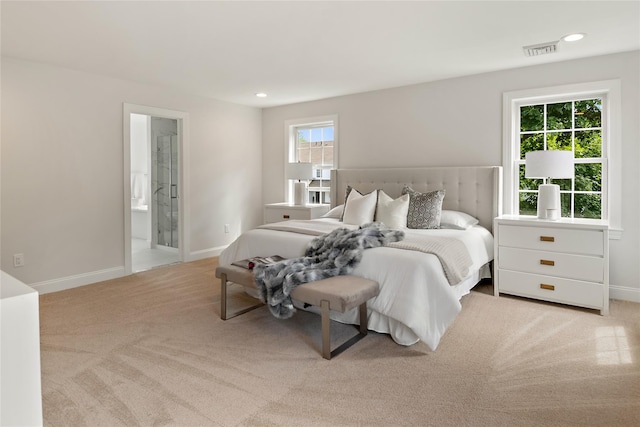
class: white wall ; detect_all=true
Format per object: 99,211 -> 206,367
130,113 -> 149,176
130,113 -> 149,240
262,51 -> 640,301
1,57 -> 263,290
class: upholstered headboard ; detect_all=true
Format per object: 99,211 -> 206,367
330,166 -> 503,232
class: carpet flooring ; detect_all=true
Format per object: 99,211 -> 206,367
39,258 -> 640,426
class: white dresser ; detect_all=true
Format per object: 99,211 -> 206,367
494,215 -> 609,315
264,203 -> 330,224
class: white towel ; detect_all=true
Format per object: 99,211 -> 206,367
131,173 -> 146,200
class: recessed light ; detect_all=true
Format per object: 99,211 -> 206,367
255,92 -> 267,98
562,33 -> 585,42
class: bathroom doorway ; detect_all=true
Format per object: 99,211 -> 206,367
123,104 -> 189,274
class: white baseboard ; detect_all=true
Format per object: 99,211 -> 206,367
32,267 -> 126,295
610,284 -> 640,303
188,245 -> 228,261
30,246 -> 229,295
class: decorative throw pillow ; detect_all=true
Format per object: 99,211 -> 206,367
440,210 -> 479,230
321,204 -> 344,219
401,186 -> 445,229
342,189 -> 378,225
375,191 -> 410,229
340,186 -> 376,221
339,186 -> 353,221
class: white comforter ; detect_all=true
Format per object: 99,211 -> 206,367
219,218 -> 493,350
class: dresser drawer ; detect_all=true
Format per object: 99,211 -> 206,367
498,247 -> 604,282
263,204 -> 330,224
264,208 -> 311,223
497,270 -> 604,310
498,225 -> 604,256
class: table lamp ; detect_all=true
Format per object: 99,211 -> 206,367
525,150 -> 574,220
287,162 -> 314,205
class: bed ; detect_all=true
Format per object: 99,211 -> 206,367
219,166 -> 502,350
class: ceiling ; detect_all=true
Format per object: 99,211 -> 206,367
2,1 -> 639,108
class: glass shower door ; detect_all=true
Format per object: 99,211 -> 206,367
154,134 -> 179,249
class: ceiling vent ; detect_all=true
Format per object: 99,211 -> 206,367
523,41 -> 558,57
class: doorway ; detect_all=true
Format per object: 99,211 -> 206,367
123,104 -> 189,275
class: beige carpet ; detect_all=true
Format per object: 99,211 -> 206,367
39,258 -> 640,426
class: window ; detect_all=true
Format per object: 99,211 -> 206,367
518,98 -> 604,219
285,115 -> 338,204
503,81 -> 621,235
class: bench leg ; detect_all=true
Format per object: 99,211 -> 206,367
320,300 -> 370,360
221,273 -> 228,320
358,302 -> 368,335
321,300 -> 331,359
219,273 -> 263,321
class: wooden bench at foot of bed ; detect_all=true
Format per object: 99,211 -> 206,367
214,265 -> 380,359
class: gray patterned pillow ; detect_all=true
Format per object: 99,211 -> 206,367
401,186 -> 446,229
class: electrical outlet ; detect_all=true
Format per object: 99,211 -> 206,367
224,224 -> 230,233
13,253 -> 25,267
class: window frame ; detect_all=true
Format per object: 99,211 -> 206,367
502,80 -> 621,238
284,115 -> 338,204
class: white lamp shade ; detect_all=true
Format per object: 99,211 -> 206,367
525,150 -> 574,179
286,162 -> 314,181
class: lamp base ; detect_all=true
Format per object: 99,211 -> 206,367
293,181 -> 307,205
537,184 -> 561,220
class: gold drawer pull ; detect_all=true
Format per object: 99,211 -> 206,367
540,236 -> 555,242
540,283 -> 555,291
540,259 -> 555,266
283,215 -> 290,219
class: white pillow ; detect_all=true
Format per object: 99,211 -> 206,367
321,204 -> 344,219
342,190 -> 377,225
375,191 -> 409,229
440,210 -> 479,230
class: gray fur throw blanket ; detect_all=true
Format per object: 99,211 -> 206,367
253,222 -> 404,319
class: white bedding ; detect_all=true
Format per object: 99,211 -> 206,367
219,218 -> 493,350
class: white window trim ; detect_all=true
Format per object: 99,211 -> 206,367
284,114 -> 339,203
502,80 -> 622,239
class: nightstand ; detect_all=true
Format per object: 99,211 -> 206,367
264,203 -> 330,224
494,215 -> 609,315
